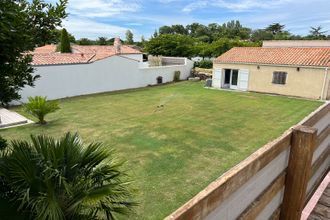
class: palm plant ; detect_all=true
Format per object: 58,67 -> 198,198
309,26 -> 327,37
0,132 -> 136,220
24,96 -> 60,124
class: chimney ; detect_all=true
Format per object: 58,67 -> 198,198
114,37 -> 122,54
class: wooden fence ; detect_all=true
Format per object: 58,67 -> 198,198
165,102 -> 330,220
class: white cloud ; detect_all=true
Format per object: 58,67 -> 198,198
182,1 -> 208,12
63,17 -> 129,39
214,0 -> 291,11
183,0 -> 291,13
68,0 -> 141,18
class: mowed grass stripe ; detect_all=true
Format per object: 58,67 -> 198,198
0,81 -> 322,219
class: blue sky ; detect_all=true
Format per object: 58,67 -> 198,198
54,0 -> 330,40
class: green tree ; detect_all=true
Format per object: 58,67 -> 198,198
265,23 -> 285,35
274,31 -> 292,40
159,25 -> 173,34
210,38 -> 259,57
251,29 -> 274,42
221,20 -> 251,39
172,24 -> 188,35
0,0 -> 67,106
145,34 -> 195,57
125,30 -> 134,44
52,29 -> 76,43
153,30 -> 158,38
97,37 -> 108,45
193,42 -> 213,58
77,38 -> 94,45
308,26 -> 327,39
187,23 -> 210,40
29,0 -> 68,46
60,28 -> 71,53
159,25 -> 188,35
0,132 -> 136,220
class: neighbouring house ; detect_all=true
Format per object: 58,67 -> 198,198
17,38 -> 193,103
212,40 -> 330,100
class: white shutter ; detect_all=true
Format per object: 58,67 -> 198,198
212,68 -> 222,88
238,69 -> 249,91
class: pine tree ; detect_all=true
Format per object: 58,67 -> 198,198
60,28 -> 71,53
125,30 -> 134,44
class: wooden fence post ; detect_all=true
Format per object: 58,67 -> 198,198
280,125 -> 317,220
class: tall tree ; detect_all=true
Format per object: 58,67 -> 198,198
0,0 -> 67,106
309,26 -> 327,39
152,30 -> 158,38
159,24 -> 188,35
77,38 -> 94,45
265,23 -> 285,35
125,30 -> 134,44
60,28 -> 71,53
52,29 -> 76,43
159,25 -> 173,35
29,0 -> 68,46
145,34 -> 195,57
251,29 -> 274,42
97,36 -> 108,45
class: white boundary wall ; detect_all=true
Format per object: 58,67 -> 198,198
17,55 -> 193,103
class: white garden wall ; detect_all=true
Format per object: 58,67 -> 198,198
17,55 -> 193,103
120,54 -> 143,62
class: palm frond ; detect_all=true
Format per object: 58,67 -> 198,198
0,132 -> 136,219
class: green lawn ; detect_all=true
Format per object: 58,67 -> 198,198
0,81 -> 322,219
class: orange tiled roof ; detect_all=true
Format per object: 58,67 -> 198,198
31,44 -> 141,65
215,47 -> 330,67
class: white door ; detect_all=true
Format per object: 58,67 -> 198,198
229,69 -> 239,90
212,68 -> 222,88
238,69 -> 249,91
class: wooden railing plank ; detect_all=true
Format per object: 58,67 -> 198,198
305,167 -> 330,206
166,102 -> 329,220
165,132 -> 291,220
238,172 -> 286,220
302,103 -> 330,127
269,206 -> 281,220
316,125 -> 330,151
312,147 -> 330,177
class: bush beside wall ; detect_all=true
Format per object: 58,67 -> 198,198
194,60 -> 213,69
174,71 -> 181,82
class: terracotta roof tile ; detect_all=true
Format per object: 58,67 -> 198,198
32,44 -> 141,65
215,47 -> 330,67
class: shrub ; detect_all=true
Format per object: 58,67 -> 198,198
0,132 -> 136,219
24,96 -> 60,124
173,71 -> 181,82
194,59 -> 213,69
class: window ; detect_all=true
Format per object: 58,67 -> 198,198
272,71 -> 287,85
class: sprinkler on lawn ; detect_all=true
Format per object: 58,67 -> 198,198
154,104 -> 165,112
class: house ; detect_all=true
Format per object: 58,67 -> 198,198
18,38 -> 193,103
212,41 -> 330,100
